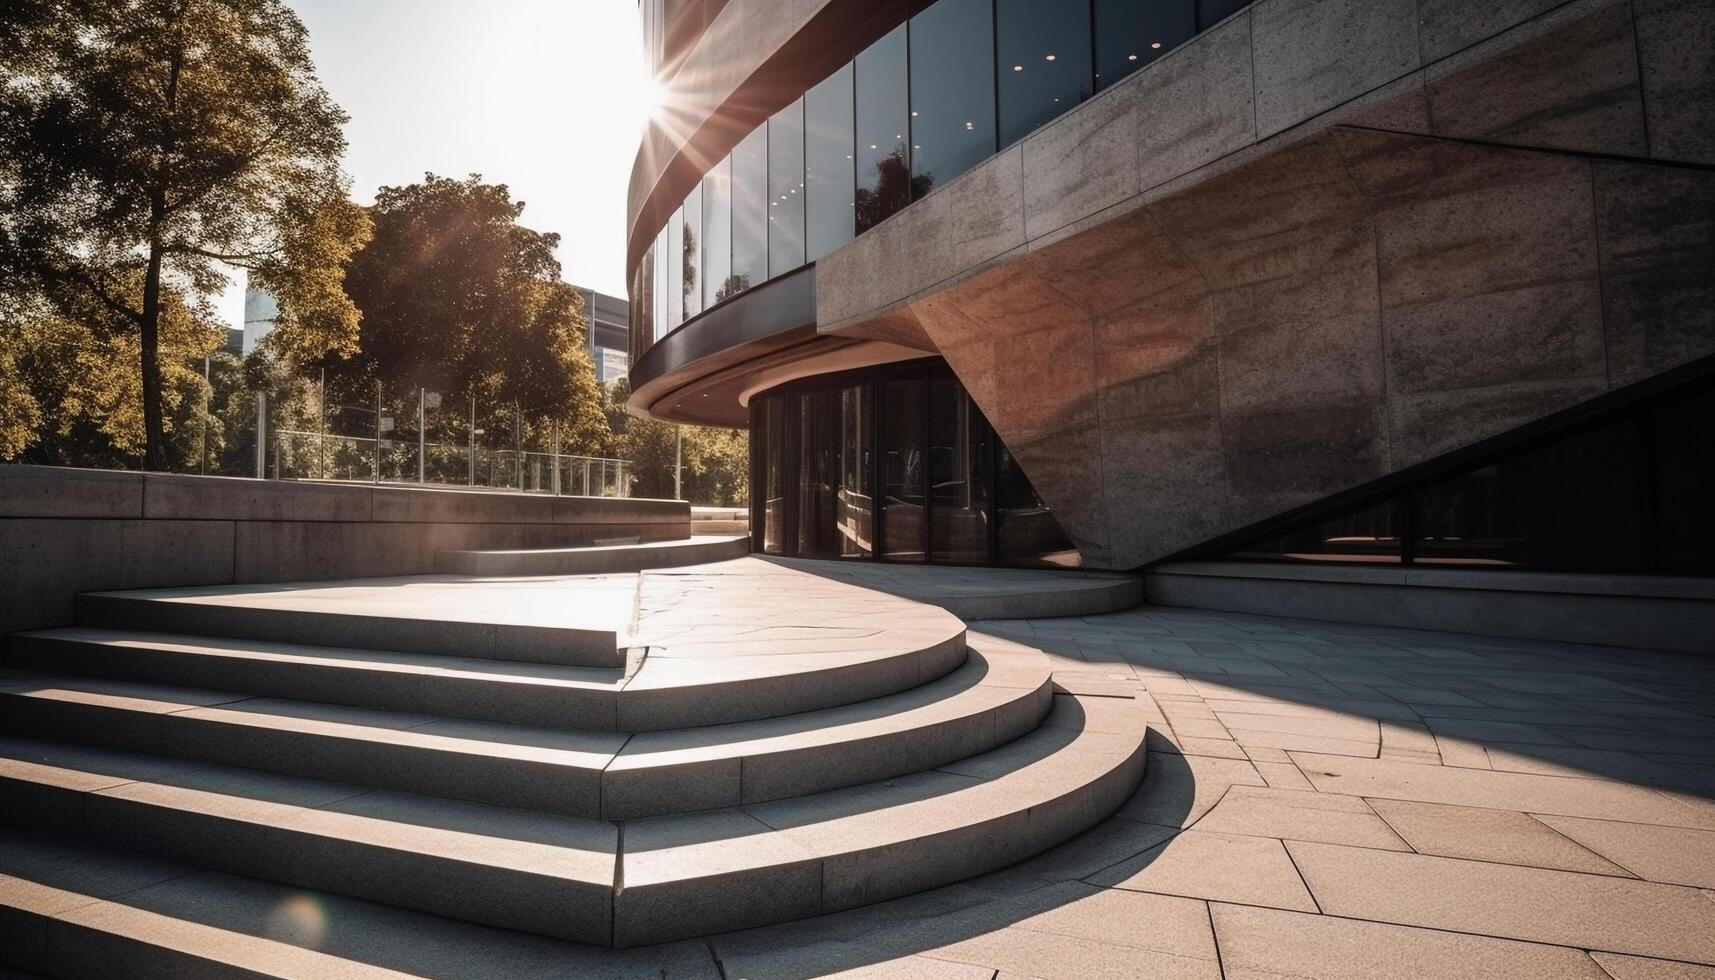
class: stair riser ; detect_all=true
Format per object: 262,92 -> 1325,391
611,740 -> 1149,948
3,637 -> 621,730
436,537 -> 750,576
0,774 -> 611,946
0,695 -> 606,819
75,595 -> 622,669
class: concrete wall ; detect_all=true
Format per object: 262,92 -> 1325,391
1146,561 -> 1715,655
0,465 -> 690,635
816,0 -> 1715,569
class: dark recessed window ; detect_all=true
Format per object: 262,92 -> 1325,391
1232,498 -> 1404,564
882,367 -> 927,561
805,64 -> 856,262
1094,0 -> 1194,91
997,442 -> 1076,566
730,126 -> 768,297
997,0 -> 1092,146
908,0 -> 996,196
854,24 -> 912,234
682,182 -> 703,321
1197,0 -> 1249,30
702,156 -> 732,307
928,367 -> 991,562
768,98 -> 806,277
1652,382 -> 1715,574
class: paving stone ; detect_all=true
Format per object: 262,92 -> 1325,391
1253,761 -> 1315,791
1590,952 -> 1715,979
1367,799 -> 1630,875
1089,829 -> 1318,912
924,922 -> 1220,980
1286,840 -> 1715,963
1211,903 -> 1610,979
1111,752 -> 1264,828
824,956 -> 996,978
1194,786 -> 1410,850
1534,815 -> 1715,888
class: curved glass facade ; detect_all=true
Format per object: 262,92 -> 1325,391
632,0 -> 1253,356
751,358 -> 1079,567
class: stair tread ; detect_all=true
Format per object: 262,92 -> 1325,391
446,534 -> 748,559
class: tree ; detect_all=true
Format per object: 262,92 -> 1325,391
606,379 -> 748,505
0,0 -> 370,469
328,174 -> 608,455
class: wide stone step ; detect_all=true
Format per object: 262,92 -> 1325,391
76,575 -> 632,669
0,735 -> 618,944
0,692 -> 1148,949
4,620 -> 969,733
0,645 -> 1050,819
435,534 -> 750,576
612,691 -> 1150,947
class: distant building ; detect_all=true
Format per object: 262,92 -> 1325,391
577,286 -> 630,387
242,287 -> 278,355
223,327 -> 244,357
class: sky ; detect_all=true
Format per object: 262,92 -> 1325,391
215,0 -> 651,331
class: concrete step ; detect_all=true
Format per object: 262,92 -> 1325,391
0,735 -> 618,945
0,645 -> 1048,820
5,621 -> 968,732
435,534 -> 750,576
75,576 -> 631,669
0,691 -> 1149,949
613,691 -> 1151,947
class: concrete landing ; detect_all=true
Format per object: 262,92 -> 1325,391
435,534 -> 749,576
765,558 -> 1143,620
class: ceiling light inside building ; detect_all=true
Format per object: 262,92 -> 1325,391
1151,41 -> 1162,49
1128,53 -> 1138,61
1045,53 -> 1056,61
1013,65 -> 1023,71
964,121 -> 974,130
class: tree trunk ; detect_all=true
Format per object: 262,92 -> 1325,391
140,214 -> 167,471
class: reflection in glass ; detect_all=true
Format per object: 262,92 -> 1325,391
909,0 -> 996,195
1197,0 -> 1250,29
928,369 -> 990,562
855,24 -> 915,234
682,182 -> 702,321
760,395 -> 787,554
730,126 -> 768,297
997,443 -> 1077,566
881,369 -> 926,561
795,385 -> 871,558
1414,418 -> 1649,571
840,384 -> 873,557
664,209 -> 682,332
1232,498 -> 1403,563
768,98 -> 806,277
1654,383 -> 1715,573
806,64 -> 856,262
1094,0 -> 1194,91
702,157 -> 731,308
998,0 -> 1093,146
653,226 -> 668,341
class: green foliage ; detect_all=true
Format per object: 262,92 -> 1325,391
0,0 -> 370,468
327,175 -> 608,456
606,380 -> 749,505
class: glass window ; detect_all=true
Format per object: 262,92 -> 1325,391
881,367 -> 926,561
854,24 -> 913,234
839,383 -> 873,558
703,156 -> 732,306
997,443 -> 1077,566
1652,382 -> 1715,574
760,395 -> 787,554
928,369 -> 990,562
805,64 -> 856,262
1231,498 -> 1404,564
654,224 -> 670,341
1414,417 -> 1650,571
997,0 -> 1092,146
731,126 -> 768,296
1094,0 -> 1194,91
635,245 -> 653,356
665,206 -> 683,330
768,98 -> 806,277
1198,0 -> 1249,30
682,182 -> 703,321
909,0 -> 996,195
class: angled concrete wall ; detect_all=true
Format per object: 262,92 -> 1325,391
816,0 -> 1715,569
0,466 -> 689,635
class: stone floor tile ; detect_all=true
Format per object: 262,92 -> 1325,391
1433,734 -> 1492,769
1166,735 -> 1251,760
1366,799 -> 1631,875
1291,754 -> 1715,829
1590,952 -> 1715,979
1533,815 -> 1715,888
824,956 -> 996,978
1211,903 -> 1610,980
1286,840 -> 1715,963
1111,752 -> 1263,828
1243,745 -> 1294,763
923,925 -> 1220,980
1009,887 -> 1218,960
1253,761 -> 1315,791
1089,829 -> 1318,912
1193,785 -> 1410,850
1228,728 -> 1379,757
1165,718 -> 1232,740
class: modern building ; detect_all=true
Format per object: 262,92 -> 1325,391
577,285 -> 632,387
241,286 -> 279,355
626,0 -> 1713,638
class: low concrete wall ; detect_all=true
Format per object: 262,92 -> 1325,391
1146,561 -> 1715,655
0,464 -> 689,635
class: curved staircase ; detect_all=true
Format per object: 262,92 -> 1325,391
0,547 -> 1150,966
